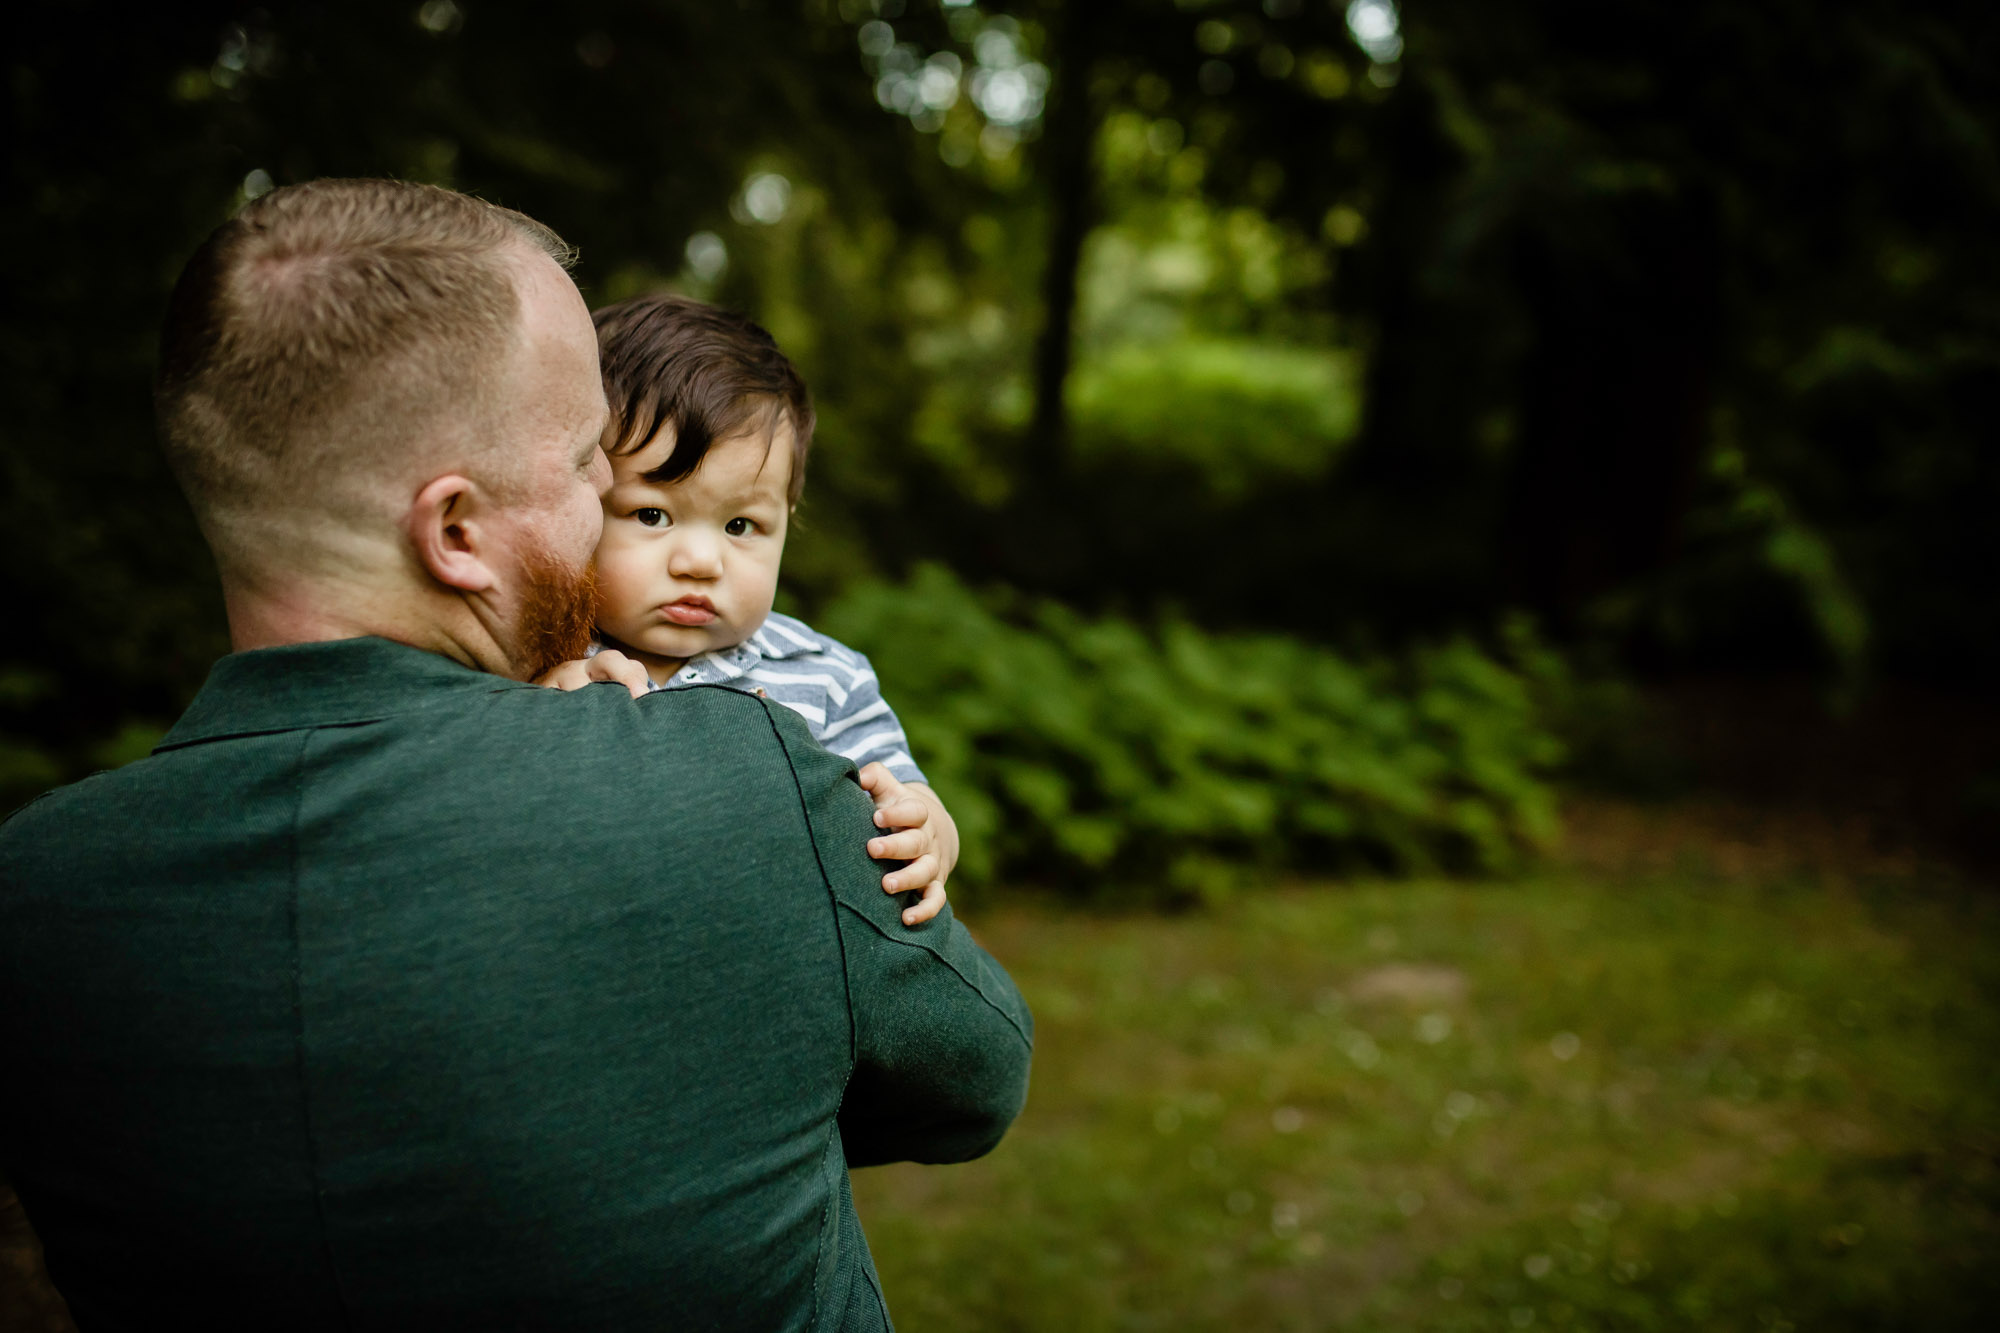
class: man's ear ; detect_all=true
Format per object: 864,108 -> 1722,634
406,474 -> 499,593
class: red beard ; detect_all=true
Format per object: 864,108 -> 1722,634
512,539 -> 601,680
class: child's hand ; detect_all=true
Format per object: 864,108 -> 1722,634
857,763 -> 959,928
535,650 -> 652,699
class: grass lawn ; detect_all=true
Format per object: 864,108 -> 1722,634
853,809 -> 2000,1331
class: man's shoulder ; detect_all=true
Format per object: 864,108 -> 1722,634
439,678 -> 813,803
1,682 -> 800,851
0,752 -> 245,895
1,754 -> 174,846
0,780 -> 89,854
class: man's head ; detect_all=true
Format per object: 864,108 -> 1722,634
588,295 -> 814,679
156,178 -> 610,677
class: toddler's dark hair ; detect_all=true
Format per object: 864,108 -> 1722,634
592,292 -> 815,503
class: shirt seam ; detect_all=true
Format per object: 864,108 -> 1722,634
755,697 -> 862,1072
755,695 -> 858,1333
154,715 -> 386,752
859,1237 -> 894,1329
806,1120 -> 844,1333
156,686 -> 530,752
832,900 -> 1035,1050
0,789 -> 58,830
287,728 -> 355,1328
755,694 -> 1025,1050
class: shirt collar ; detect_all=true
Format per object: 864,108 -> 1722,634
746,614 -> 826,662
649,617 -> 823,691
157,636 -> 532,752
665,641 -> 759,688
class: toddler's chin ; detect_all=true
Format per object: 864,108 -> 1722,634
624,625 -> 723,660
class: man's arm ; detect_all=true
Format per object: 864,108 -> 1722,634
758,701 -> 1032,1168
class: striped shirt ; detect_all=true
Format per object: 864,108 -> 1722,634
596,613 -> 925,785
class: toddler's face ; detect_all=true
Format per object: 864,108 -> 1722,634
594,415 -> 792,681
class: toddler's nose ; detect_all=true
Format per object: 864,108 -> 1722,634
668,533 -> 723,579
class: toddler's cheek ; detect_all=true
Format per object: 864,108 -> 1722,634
592,555 -> 651,624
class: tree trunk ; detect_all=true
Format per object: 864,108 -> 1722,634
1025,4 -> 1102,478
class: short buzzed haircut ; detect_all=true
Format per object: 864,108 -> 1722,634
155,178 -> 574,566
592,294 -> 816,504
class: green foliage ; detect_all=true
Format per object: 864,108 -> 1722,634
0,671 -> 168,814
1067,337 -> 1360,497
1703,439 -> 1871,694
1498,618 -> 1694,798
1622,431 -> 1882,701
819,565 -> 1563,900
89,722 -> 170,771
4,0 -> 1990,835
0,718 -> 171,817
0,739 -> 62,813
0,671 -> 61,812
7,0 -> 1993,770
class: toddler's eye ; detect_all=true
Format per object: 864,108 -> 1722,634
633,508 -> 668,528
725,517 -> 758,537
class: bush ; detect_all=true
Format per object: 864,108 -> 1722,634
1067,338 -> 1361,499
817,566 -> 1565,902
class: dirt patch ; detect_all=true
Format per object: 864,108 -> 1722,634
1347,964 -> 1470,1006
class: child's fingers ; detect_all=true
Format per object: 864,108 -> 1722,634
881,853 -> 940,895
871,796 -> 930,831
536,652 -> 650,698
536,660 -> 591,691
586,650 -> 651,699
856,762 -> 899,796
868,828 -> 931,861
901,879 -> 947,927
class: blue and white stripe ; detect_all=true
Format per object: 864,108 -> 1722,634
641,612 -> 925,784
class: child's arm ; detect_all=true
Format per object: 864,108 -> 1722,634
798,628 -> 958,927
857,764 -> 958,927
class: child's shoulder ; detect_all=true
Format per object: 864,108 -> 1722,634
749,612 -> 869,671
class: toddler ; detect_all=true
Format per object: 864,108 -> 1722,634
540,294 -> 956,925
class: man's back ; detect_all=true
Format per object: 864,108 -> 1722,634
0,637 -> 1032,1330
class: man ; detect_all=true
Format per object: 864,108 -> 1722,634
0,179 -> 1032,1330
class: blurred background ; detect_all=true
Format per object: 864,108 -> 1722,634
4,0 -> 1998,1328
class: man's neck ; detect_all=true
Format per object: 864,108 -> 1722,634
223,579 -> 515,678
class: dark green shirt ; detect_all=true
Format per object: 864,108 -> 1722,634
0,637 -> 1032,1331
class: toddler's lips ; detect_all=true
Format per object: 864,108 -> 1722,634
662,598 -> 717,626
